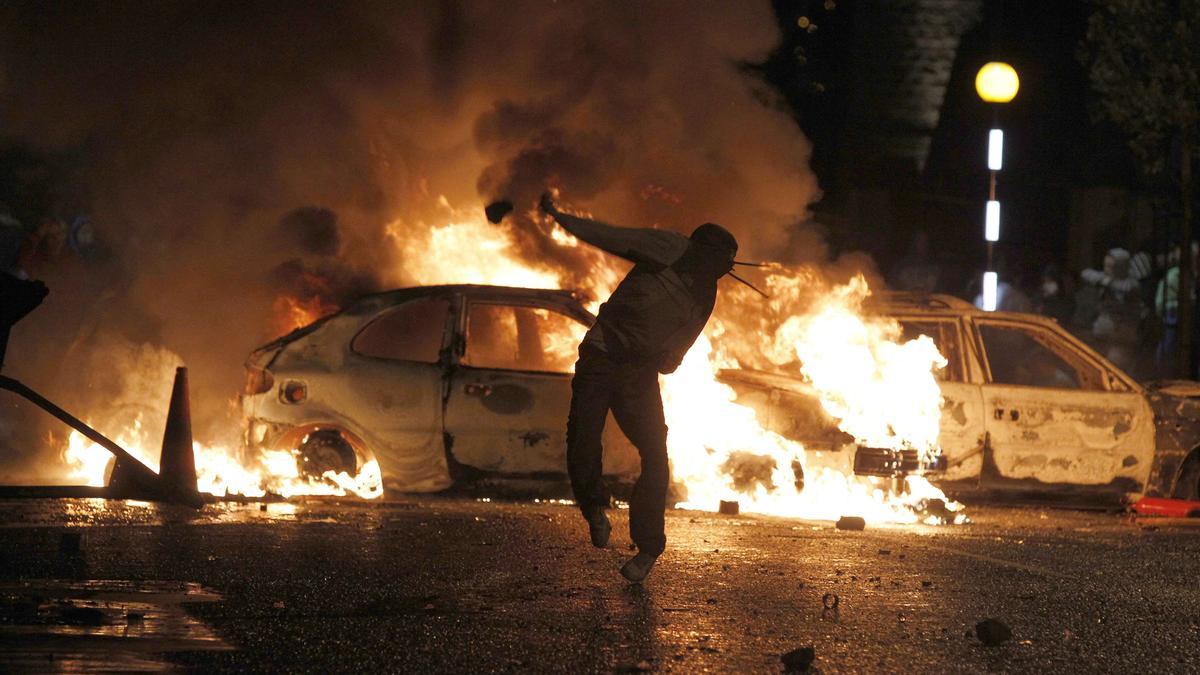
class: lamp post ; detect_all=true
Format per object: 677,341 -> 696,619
975,61 -> 1019,311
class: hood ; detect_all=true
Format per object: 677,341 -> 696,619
1145,380 -> 1200,398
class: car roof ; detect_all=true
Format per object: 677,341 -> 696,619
349,284 -> 583,308
869,291 -> 975,311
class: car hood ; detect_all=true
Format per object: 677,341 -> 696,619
716,368 -> 815,396
1145,380 -> 1200,398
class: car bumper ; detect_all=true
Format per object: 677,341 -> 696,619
852,446 -> 946,478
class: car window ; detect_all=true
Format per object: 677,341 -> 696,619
978,323 -> 1106,391
896,319 -> 964,382
463,303 -> 587,373
351,297 -> 451,363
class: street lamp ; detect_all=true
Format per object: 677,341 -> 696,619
975,62 -> 1019,311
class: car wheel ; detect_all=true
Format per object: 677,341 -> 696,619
297,429 -> 358,478
1172,453 -> 1200,501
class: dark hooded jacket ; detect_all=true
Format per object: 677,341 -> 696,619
551,213 -> 735,374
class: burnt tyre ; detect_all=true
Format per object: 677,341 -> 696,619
297,429 -> 358,478
1172,451 -> 1200,501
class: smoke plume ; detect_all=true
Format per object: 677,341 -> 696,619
0,1 -> 820,476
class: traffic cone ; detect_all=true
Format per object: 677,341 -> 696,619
158,367 -> 202,507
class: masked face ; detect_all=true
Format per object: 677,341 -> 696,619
701,244 -> 736,278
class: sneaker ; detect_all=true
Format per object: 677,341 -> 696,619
619,551 -> 659,583
584,509 -> 611,548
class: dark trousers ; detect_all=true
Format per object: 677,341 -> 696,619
567,344 -> 669,556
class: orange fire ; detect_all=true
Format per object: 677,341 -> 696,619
53,195 -> 964,524
62,416 -> 383,500
272,294 -> 338,337
401,199 -> 964,525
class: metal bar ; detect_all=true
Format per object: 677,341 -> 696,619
0,375 -> 160,487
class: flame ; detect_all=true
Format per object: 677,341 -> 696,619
667,270 -> 964,524
391,198 -> 623,312
61,413 -> 382,500
53,196 -> 963,523
774,274 -> 947,461
384,200 -> 963,525
272,294 -> 337,337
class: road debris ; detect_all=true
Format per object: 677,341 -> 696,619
836,516 -> 866,531
821,593 -> 840,622
975,618 -> 1013,646
781,645 -> 815,672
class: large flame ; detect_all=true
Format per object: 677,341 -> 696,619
61,413 -> 382,500
54,196 -> 963,523
392,201 -> 963,524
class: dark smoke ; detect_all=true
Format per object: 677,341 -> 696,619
0,1 -> 821,478
278,208 -> 342,257
720,451 -> 777,494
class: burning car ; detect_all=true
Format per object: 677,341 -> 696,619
242,285 -> 643,493
724,291 -> 1200,504
241,284 -> 1200,504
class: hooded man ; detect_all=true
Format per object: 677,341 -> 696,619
538,193 -> 738,583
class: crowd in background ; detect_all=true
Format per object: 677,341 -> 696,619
891,231 -> 1199,383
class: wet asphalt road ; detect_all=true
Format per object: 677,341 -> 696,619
1,497 -> 1199,673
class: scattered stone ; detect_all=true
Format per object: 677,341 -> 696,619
484,200 -> 514,223
781,645 -> 815,672
919,498 -> 954,522
836,516 -> 866,531
922,580 -> 933,588
719,500 -> 740,515
975,618 -> 1013,646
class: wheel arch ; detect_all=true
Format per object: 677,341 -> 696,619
1170,446 -> 1200,500
270,422 -> 376,469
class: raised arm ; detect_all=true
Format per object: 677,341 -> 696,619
539,193 -> 686,267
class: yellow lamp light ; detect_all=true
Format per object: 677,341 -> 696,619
975,62 -> 1019,103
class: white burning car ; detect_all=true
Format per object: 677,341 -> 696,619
241,285 -> 1200,503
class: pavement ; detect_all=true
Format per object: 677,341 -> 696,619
1,496 -> 1199,673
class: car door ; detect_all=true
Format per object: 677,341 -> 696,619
893,315 -> 986,483
973,317 -> 1155,494
443,298 -> 639,477
336,294 -> 455,491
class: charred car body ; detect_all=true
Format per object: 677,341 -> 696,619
242,285 -> 1200,502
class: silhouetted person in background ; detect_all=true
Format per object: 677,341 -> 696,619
539,192 -> 738,583
0,209 -> 49,370
1076,248 -> 1146,374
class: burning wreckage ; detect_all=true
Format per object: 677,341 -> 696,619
239,276 -> 1200,521
22,205 -> 1200,524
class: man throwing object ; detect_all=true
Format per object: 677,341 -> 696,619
539,193 -> 738,583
